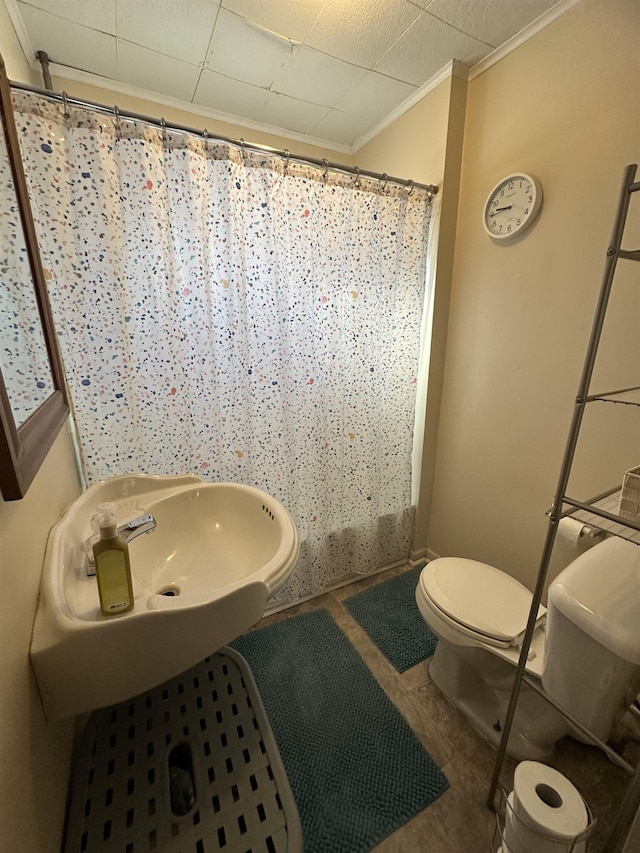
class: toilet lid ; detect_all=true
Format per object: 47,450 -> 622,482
420,557 -> 545,642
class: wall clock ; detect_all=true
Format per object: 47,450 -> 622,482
483,173 -> 543,240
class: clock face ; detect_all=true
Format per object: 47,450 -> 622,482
483,173 -> 542,240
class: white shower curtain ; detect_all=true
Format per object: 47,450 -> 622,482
14,91 -> 433,604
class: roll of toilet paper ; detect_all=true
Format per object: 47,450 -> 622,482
502,762 -> 588,853
557,517 -> 587,547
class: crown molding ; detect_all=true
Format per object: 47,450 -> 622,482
352,60 -> 468,153
4,0 -> 35,70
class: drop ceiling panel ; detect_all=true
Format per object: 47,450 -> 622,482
426,0 -> 560,47
305,0 -> 421,67
116,41 -> 201,103
12,0 -> 567,150
272,45 -> 367,109
255,91 -> 331,136
17,0 -> 116,34
333,70 -> 417,123
310,108 -> 373,146
206,8 -> 292,88
116,0 -> 220,65
376,11 -> 490,86
221,0 -> 325,43
193,68 -> 269,117
18,3 -> 117,79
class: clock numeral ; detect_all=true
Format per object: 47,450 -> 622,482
516,219 -> 521,226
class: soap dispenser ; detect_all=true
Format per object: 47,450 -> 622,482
92,502 -> 134,615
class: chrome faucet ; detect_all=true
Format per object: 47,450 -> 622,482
86,514 -> 156,576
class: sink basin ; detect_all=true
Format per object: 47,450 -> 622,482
30,474 -> 299,720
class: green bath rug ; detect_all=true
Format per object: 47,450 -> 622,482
231,608 -> 448,853
344,566 -> 438,672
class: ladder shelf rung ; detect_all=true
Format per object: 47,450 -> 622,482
586,386 -> 640,405
563,491 -> 640,542
618,248 -> 640,261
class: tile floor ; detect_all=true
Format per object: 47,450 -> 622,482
255,563 -> 640,853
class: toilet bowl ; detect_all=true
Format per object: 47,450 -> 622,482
415,536 -> 640,761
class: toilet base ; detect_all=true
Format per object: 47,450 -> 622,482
429,638 -> 569,762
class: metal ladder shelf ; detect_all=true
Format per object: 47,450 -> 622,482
487,163 -> 640,852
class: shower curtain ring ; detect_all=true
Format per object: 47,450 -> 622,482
381,173 -> 389,192
353,166 -> 361,188
202,129 -> 209,151
407,179 -> 415,197
61,90 -> 70,119
240,138 -> 246,162
283,149 -> 290,174
160,118 -> 168,147
322,159 -> 329,183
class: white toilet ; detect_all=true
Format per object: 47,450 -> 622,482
415,536 -> 640,761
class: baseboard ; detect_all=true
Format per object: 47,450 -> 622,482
264,557 -> 409,616
409,547 -> 440,564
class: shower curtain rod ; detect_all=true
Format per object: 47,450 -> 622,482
10,78 -> 439,197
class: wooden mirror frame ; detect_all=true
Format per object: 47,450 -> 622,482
0,54 -> 68,500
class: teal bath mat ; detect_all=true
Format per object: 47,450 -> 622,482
231,609 -> 448,853
344,566 -> 438,671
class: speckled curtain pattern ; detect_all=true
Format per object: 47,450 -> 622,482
14,91 -> 432,604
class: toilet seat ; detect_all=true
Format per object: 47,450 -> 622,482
419,558 -> 546,649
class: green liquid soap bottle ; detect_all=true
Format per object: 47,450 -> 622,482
92,502 -> 134,616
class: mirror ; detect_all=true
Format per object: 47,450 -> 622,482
0,53 -> 68,500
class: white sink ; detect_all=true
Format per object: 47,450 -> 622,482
30,474 -> 299,720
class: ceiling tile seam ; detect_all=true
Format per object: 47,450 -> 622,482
15,1 -> 453,94
371,8 -> 431,72
304,0 -> 330,44
467,0 -> 582,81
17,0 -> 116,40
301,2 -> 424,71
191,2 -> 224,105
422,10 -> 498,49
114,36 -> 203,70
305,107 -> 347,139
204,9 -> 295,93
276,40 -> 421,90
5,0 -> 35,75
42,60 -> 354,155
219,0 -> 326,46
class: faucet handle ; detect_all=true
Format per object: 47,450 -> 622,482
119,514 -> 155,533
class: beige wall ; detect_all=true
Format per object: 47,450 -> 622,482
0,6 -> 84,852
427,0 -> 640,589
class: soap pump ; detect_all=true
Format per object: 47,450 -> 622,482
92,502 -> 134,616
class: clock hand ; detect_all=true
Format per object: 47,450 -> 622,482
495,205 -> 513,212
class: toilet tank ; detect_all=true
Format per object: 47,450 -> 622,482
542,536 -> 640,742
